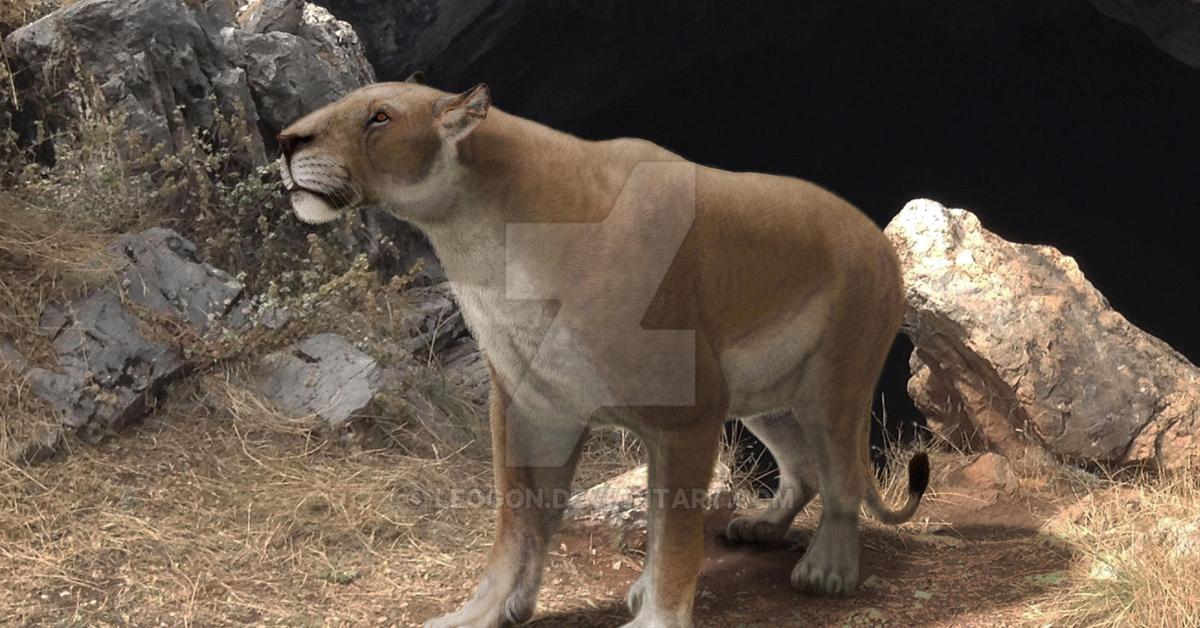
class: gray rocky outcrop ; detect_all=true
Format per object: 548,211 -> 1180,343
396,283 -> 467,357
886,199 -> 1200,469
116,228 -> 253,331
219,2 -> 374,136
238,0 -> 304,35
4,0 -> 374,162
10,229 -> 252,447
30,290 -> 188,443
5,0 -> 265,161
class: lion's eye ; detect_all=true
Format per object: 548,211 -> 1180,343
368,111 -> 390,126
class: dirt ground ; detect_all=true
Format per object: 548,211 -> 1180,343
0,385 -> 1111,627
415,476 -> 1073,627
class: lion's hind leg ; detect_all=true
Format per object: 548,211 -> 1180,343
724,411 -> 818,544
788,389 -> 870,597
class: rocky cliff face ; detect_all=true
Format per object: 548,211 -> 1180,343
4,0 -> 374,160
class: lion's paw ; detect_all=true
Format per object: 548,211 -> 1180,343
423,588 -> 533,628
724,514 -> 790,544
790,549 -> 858,597
619,612 -> 694,628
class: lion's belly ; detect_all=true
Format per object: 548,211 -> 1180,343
453,279 -> 832,424
719,290 -> 833,417
454,282 -> 704,428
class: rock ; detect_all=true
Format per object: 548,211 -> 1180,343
238,0 -> 304,34
6,0 -> 266,162
30,290 -> 188,442
947,453 -> 1018,495
347,207 -> 443,284
886,199 -> 1200,469
258,283 -> 477,427
567,463 -> 733,549
5,426 -> 65,466
439,337 -> 489,404
20,228 -> 251,446
258,333 -> 382,423
115,228 -> 252,332
5,0 -> 374,165
1089,0 -> 1200,68
1152,516 -> 1200,559
0,342 -> 29,372
396,283 -> 468,357
219,2 -> 375,137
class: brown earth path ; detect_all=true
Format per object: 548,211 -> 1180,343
416,476 -> 1073,627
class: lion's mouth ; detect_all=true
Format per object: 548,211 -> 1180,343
288,188 -> 345,224
279,156 -> 358,225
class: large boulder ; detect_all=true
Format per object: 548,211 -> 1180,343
4,0 -> 374,162
5,0 -> 265,161
237,0 -> 304,35
886,199 -> 1200,469
28,290 -> 188,444
116,228 -> 253,331
219,2 -> 375,137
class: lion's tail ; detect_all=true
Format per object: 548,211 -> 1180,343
863,452 -> 929,525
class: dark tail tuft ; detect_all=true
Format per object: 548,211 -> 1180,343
908,452 -> 930,496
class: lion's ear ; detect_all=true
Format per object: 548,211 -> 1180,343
434,83 -> 490,143
405,70 -> 426,84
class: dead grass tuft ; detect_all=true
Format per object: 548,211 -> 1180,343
1035,468 -> 1200,627
0,199 -> 122,461
0,374 -> 497,625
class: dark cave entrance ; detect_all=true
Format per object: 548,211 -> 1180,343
330,0 -> 1200,484
557,1 -> 1200,481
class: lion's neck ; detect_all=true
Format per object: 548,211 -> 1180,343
416,110 -> 605,289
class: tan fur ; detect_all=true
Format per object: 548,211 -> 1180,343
279,82 -> 927,627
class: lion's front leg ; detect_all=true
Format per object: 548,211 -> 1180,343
624,422 -> 723,628
424,377 -> 585,628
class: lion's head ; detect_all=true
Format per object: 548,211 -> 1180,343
277,76 -> 491,224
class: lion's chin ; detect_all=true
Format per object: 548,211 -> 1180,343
290,190 -> 343,224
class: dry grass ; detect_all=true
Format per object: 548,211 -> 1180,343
1033,468 -> 1200,627
0,374 -> 497,626
0,366 -> 659,626
0,198 -> 122,461
0,197 -> 119,351
0,0 -> 61,36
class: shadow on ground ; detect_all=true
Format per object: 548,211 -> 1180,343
526,509 -> 1073,626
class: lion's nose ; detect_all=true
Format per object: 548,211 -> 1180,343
277,132 -> 312,156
